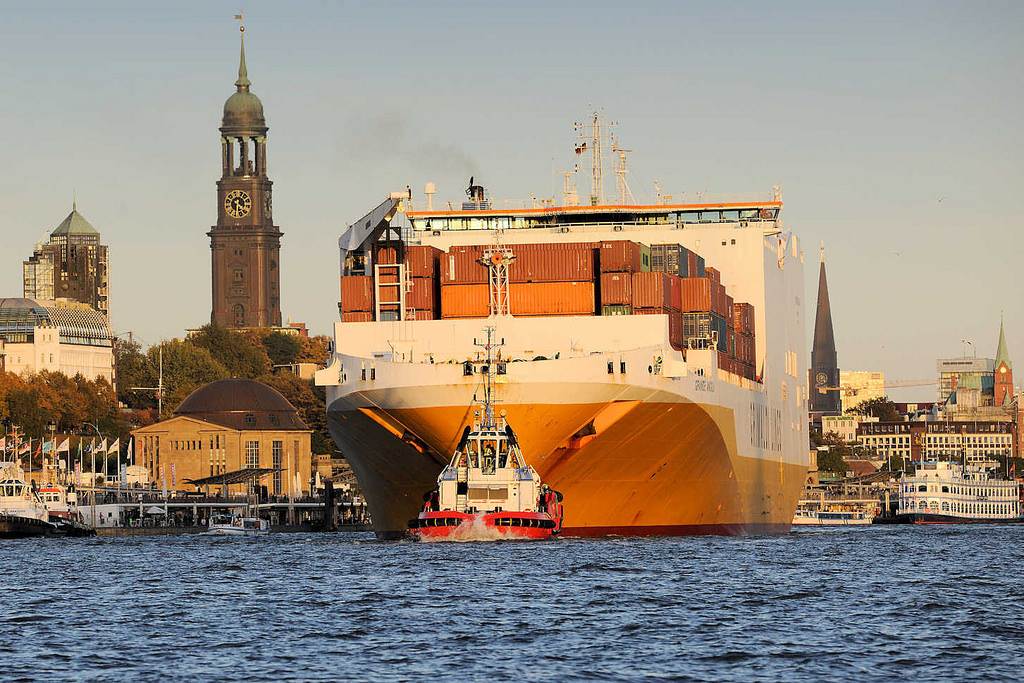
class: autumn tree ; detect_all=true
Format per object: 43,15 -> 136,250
846,396 -> 901,422
115,338 -> 157,410
261,331 -> 303,366
189,323 -> 271,378
151,340 -> 229,419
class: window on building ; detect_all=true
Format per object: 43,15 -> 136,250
272,441 -> 283,495
245,441 -> 259,468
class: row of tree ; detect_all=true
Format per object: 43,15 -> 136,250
1,324 -> 333,454
115,324 -> 333,453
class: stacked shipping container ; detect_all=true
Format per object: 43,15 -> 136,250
442,242 -> 599,318
339,238 -> 756,381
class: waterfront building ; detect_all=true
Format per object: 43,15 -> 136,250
936,319 -> 1014,413
209,24 -> 282,329
855,419 -> 1014,467
0,298 -> 114,383
809,247 -> 840,420
131,379 -> 312,496
858,421 -> 914,464
23,203 -> 110,321
839,370 -> 884,414
821,414 -> 860,442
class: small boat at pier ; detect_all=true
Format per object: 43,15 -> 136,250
204,513 -> 270,536
38,484 -> 95,537
409,328 -> 564,541
0,475 -> 57,538
792,507 -> 873,526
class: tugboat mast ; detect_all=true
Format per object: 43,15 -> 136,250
473,326 -> 504,429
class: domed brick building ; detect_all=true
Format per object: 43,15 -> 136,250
132,378 -> 312,496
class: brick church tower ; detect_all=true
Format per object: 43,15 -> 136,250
209,22 -> 282,328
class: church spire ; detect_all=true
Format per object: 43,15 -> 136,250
995,315 -> 1011,370
234,14 -> 250,90
809,246 -> 840,416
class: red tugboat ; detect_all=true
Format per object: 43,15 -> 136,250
409,328 -> 564,541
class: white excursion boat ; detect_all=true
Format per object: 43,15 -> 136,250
38,483 -> 95,536
205,514 -> 270,536
0,473 -> 57,538
894,461 -> 1023,524
792,507 -> 873,526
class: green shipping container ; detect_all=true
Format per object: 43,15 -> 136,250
602,304 -> 632,316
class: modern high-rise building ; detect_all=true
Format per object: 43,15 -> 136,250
23,203 -> 110,320
809,247 -> 840,418
839,370 -> 885,414
209,24 -> 282,328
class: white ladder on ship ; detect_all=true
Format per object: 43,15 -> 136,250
455,467 -> 469,512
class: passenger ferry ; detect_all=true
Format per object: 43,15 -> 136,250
895,461 -> 1023,524
409,329 -> 564,541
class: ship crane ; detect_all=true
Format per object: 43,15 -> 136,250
817,379 -> 935,396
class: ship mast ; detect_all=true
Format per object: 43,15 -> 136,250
473,327 -> 504,429
575,112 -> 617,205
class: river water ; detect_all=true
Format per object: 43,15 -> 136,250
1,525 -> 1021,682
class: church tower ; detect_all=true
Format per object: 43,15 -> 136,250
209,22 -> 282,328
994,317 -> 1013,407
809,246 -> 841,418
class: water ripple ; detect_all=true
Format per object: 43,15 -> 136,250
0,526 -> 1022,681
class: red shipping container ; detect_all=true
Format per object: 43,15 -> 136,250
405,245 -> 442,278
441,247 -> 490,285
341,311 -> 373,323
340,276 -> 373,312
407,277 -> 437,313
706,267 -> 721,284
631,272 -> 681,310
733,303 -> 755,336
725,294 -> 734,321
511,281 -> 595,316
442,281 -> 596,318
375,244 -> 442,279
509,243 -> 596,283
599,240 -> 644,273
600,272 -> 632,306
711,281 -> 729,318
679,278 -> 714,313
441,284 -> 490,318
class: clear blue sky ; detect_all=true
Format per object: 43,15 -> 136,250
1,1 -> 1020,401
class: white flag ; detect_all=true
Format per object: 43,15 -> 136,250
107,438 -> 120,455
56,438 -> 70,454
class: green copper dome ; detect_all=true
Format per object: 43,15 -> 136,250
221,34 -> 266,133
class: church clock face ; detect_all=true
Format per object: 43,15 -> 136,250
815,372 -> 828,386
225,189 -> 252,218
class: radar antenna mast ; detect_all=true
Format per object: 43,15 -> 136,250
575,111 -> 616,205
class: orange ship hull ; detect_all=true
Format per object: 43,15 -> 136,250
326,392 -> 807,538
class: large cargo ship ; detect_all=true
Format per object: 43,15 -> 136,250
316,116 -> 810,537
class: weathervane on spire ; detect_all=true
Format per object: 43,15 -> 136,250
234,12 -> 244,33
